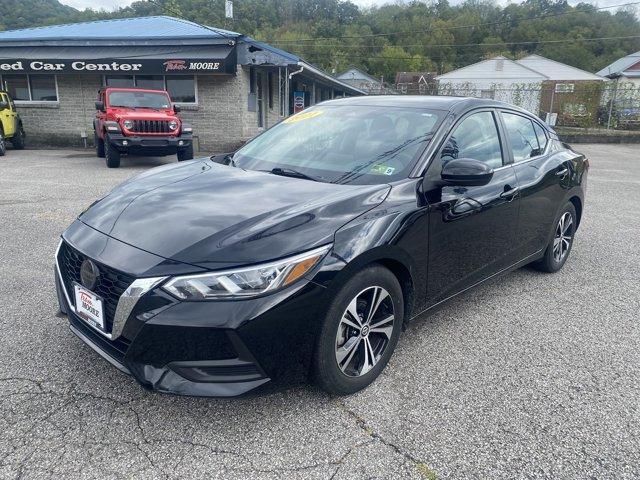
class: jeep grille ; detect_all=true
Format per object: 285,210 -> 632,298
129,120 -> 172,134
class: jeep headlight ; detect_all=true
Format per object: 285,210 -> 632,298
162,245 -> 331,300
123,119 -> 134,130
168,120 -> 179,131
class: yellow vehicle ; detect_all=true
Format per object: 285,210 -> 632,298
0,90 -> 25,156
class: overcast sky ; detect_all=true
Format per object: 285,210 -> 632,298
59,0 -> 632,13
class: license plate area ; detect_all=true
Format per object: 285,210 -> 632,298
73,282 -> 106,331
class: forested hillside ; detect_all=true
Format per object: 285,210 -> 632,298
1,0 -> 638,80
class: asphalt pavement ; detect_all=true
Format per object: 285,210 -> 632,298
0,146 -> 638,479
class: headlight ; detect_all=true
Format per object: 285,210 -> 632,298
168,120 -> 179,130
123,119 -> 134,130
162,245 -> 331,300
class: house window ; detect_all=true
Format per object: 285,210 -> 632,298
555,83 -> 575,93
0,74 -> 58,102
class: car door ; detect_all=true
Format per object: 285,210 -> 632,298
498,110 -> 572,257
423,109 -> 521,304
0,93 -> 16,137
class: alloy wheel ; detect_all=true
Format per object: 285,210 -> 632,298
553,211 -> 573,263
335,286 -> 395,377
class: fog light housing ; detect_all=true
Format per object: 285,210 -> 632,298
178,140 -> 184,146
122,140 -> 129,146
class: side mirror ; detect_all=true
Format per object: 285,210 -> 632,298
0,101 -> 8,111
173,104 -> 181,113
95,101 -> 105,112
441,158 -> 494,187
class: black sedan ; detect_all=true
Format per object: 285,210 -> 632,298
55,96 -> 588,397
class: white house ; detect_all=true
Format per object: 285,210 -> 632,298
336,66 -> 391,94
597,51 -> 640,86
436,54 -> 604,114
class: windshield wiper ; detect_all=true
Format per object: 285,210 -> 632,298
268,167 -> 321,182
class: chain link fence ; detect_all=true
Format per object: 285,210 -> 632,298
395,81 -> 640,130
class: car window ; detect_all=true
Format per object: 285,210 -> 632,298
502,112 -> 542,162
533,122 -> 548,152
441,111 -> 503,169
234,105 -> 445,185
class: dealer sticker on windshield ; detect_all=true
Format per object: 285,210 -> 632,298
73,283 -> 105,331
283,110 -> 324,124
370,165 -> 396,175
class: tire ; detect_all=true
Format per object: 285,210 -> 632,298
95,132 -> 105,158
104,135 -> 121,168
177,144 -> 194,161
532,202 -> 577,273
313,265 -> 404,395
0,131 -> 5,156
11,127 -> 25,150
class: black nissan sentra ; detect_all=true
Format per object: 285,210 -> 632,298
55,96 -> 588,397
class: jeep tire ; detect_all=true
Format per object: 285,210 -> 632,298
105,135 -> 121,168
11,127 -> 25,150
0,130 -> 5,156
95,131 -> 105,158
177,144 -> 194,162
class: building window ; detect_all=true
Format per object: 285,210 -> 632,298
0,74 -> 58,102
555,83 -> 575,93
268,72 -> 274,110
103,75 -> 197,104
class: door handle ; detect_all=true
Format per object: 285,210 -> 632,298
500,186 -> 519,201
556,167 -> 569,177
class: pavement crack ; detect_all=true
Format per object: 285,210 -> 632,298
334,399 -> 438,479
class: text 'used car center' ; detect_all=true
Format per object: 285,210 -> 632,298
0,16 -> 363,150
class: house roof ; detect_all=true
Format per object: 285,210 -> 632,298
596,51 -> 640,78
436,56 -> 547,81
336,67 -> 381,84
0,16 -> 239,44
437,54 -> 604,82
516,54 -> 603,81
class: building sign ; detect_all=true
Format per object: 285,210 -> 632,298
0,57 -> 236,75
293,91 -> 305,113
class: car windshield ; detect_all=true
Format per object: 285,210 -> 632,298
233,104 -> 444,185
108,91 -> 170,109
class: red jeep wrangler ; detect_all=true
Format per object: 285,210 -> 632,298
94,87 -> 194,168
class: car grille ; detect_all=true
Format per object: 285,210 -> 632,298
129,120 -> 172,134
57,241 -> 135,332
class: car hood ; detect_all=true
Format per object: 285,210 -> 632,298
112,110 -> 178,121
79,159 -> 390,268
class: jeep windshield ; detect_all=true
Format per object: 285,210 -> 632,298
108,91 -> 171,109
233,105 -> 444,185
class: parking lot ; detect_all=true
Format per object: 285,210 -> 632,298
0,145 -> 638,479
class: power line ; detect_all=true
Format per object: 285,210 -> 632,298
274,34 -> 640,50
271,1 -> 640,44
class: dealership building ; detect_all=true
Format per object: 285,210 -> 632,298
0,16 -> 363,151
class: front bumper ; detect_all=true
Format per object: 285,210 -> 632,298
108,133 -> 192,155
55,234 -> 326,397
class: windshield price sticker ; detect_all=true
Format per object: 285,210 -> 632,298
370,165 -> 396,175
283,110 -> 324,124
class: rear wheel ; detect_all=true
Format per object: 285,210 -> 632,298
313,266 -> 403,395
0,131 -> 5,156
11,127 -> 25,150
95,132 -> 105,158
177,144 -> 194,161
532,202 -> 577,273
104,135 -> 121,168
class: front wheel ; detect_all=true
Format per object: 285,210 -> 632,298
104,135 -> 121,168
313,265 -> 403,395
0,131 -> 5,156
95,132 -> 105,158
532,202 -> 577,273
177,144 -> 194,161
11,128 -> 25,150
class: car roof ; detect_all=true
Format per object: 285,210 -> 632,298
320,95 -> 529,114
